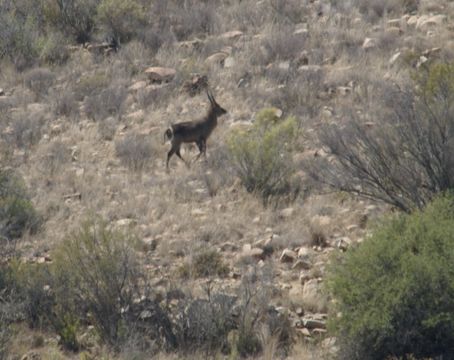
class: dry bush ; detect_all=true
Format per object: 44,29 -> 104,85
226,0 -> 269,32
8,112 -> 45,149
254,25 -> 307,65
306,63 -> 454,212
98,116 -> 118,141
23,68 -> 56,99
41,141 -> 71,176
39,31 -> 70,65
0,169 -> 41,256
51,88 -> 79,120
74,71 -> 111,101
115,133 -> 154,171
85,82 -> 127,121
116,41 -> 153,76
329,0 -> 419,22
171,2 -> 219,41
179,249 -> 229,279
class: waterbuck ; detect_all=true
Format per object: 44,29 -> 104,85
164,90 -> 227,170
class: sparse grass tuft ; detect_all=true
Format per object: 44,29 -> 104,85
115,133 -> 154,171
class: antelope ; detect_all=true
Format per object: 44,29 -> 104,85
164,90 -> 228,170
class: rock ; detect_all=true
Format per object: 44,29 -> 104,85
302,279 -> 328,313
220,30 -> 243,41
191,208 -> 206,217
178,39 -> 203,51
298,65 -> 322,75
116,218 -> 137,227
292,259 -> 312,270
336,237 -> 351,251
205,52 -> 229,67
389,51 -> 401,65
239,244 -> 264,261
298,247 -> 314,260
21,352 -> 41,360
145,67 -> 176,83
303,315 -> 327,329
279,207 -> 294,219
362,37 -> 377,50
296,328 -> 311,337
386,26 -> 401,36
280,249 -> 297,263
128,80 -> 147,92
299,272 -> 311,285
416,15 -> 447,30
224,56 -> 236,68
337,86 -> 351,96
126,109 -> 144,121
0,88 -> 4,96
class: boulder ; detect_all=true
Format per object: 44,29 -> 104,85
145,67 -> 176,83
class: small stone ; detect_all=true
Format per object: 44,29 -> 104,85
362,37 -> 377,50
191,209 -> 206,217
280,249 -> 297,263
0,88 -> 4,96
279,207 -> 294,219
292,259 -> 312,270
116,218 -> 137,227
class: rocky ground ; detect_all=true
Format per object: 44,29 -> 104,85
2,0 -> 454,358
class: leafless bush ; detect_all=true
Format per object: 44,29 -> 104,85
98,116 -> 118,141
42,141 -> 71,176
269,0 -> 306,24
329,0 -> 419,21
8,113 -> 45,149
171,2 -> 219,41
115,133 -> 154,171
52,88 -> 79,120
85,83 -> 127,121
306,74 -> 454,212
254,25 -> 307,65
173,286 -> 237,353
23,68 -> 56,99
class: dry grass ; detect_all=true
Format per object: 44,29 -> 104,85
3,0 -> 454,358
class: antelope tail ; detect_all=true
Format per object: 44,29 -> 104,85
164,127 -> 173,143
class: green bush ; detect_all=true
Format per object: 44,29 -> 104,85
228,108 -> 300,207
52,217 -> 142,347
0,3 -> 40,69
96,0 -> 145,44
328,194 -> 454,359
42,0 -> 99,43
0,169 -> 40,249
192,250 -> 229,278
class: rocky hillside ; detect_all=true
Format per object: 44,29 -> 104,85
1,0 -> 453,358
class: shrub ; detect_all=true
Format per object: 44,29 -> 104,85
74,72 -> 111,101
171,2 -> 218,41
43,0 -> 99,43
51,217 -> 143,346
0,5 -> 40,69
328,194 -> 454,359
52,88 -> 79,119
84,83 -> 127,121
9,113 -> 45,149
0,169 -> 40,253
23,67 -> 56,98
96,0 -> 146,44
191,249 -> 229,278
115,133 -> 153,171
39,31 -> 70,65
307,62 -> 454,213
228,108 -> 300,206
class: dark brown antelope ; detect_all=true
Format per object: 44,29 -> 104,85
164,90 -> 227,170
